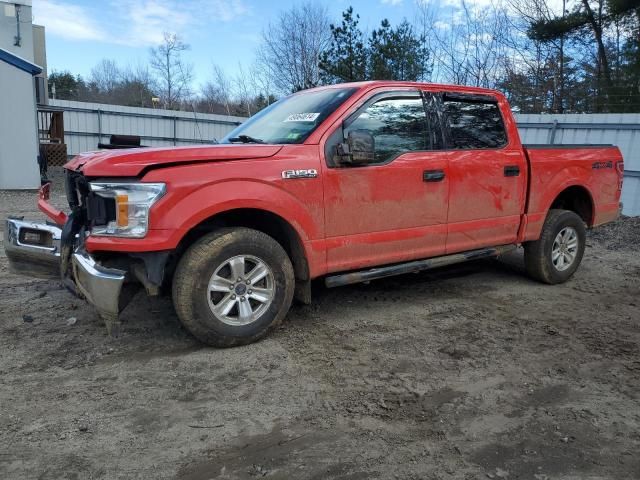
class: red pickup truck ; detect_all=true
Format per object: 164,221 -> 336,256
5,81 -> 623,347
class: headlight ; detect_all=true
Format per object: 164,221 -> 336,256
89,182 -> 165,238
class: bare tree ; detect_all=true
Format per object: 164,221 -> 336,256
200,62 -> 276,116
85,59 -> 157,107
200,81 -> 223,114
89,59 -> 121,94
120,62 -> 158,107
418,0 -> 511,88
208,64 -> 233,115
234,63 -> 254,116
507,0 -> 567,112
414,2 -> 438,82
257,2 -> 331,93
250,61 -> 274,108
150,32 -> 194,109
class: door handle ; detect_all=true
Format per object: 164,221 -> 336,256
504,165 -> 520,177
423,170 -> 445,182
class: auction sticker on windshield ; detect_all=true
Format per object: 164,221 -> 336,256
284,113 -> 320,122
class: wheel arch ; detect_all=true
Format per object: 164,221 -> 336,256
173,208 -> 311,303
547,184 -> 595,226
522,169 -> 597,242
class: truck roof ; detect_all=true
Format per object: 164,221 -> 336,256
304,80 -> 505,98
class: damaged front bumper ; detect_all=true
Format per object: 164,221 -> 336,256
4,217 -> 126,334
70,249 -> 126,330
4,218 -> 62,279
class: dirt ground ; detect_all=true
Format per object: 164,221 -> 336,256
1,169 -> 639,480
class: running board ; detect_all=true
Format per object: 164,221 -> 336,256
324,245 -> 517,288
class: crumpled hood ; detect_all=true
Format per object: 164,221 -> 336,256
64,144 -> 284,177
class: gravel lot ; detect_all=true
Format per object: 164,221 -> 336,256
1,169 -> 639,479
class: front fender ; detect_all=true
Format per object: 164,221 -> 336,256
157,179 -> 322,244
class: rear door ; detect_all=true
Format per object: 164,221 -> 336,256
322,90 -> 450,272
440,93 -> 527,253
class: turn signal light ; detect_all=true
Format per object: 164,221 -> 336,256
116,194 -> 129,227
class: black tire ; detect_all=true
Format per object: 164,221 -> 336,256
524,209 -> 586,284
172,228 -> 295,347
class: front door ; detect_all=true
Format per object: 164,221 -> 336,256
322,90 -> 450,273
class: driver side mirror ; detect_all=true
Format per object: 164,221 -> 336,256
337,129 -> 375,165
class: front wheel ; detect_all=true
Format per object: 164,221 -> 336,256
524,209 -> 586,284
172,228 -> 295,347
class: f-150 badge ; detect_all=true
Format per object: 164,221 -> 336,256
281,169 -> 318,179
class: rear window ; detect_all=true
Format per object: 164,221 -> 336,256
442,99 -> 507,149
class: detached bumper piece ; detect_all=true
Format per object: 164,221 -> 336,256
4,218 -> 62,279
5,218 -> 126,335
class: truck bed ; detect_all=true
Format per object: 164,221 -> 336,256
522,144 -> 623,240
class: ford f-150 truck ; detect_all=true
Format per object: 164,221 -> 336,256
5,81 -> 623,347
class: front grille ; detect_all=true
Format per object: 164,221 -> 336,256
65,169 -> 89,209
64,169 -> 114,228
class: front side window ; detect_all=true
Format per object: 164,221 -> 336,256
221,87 -> 357,145
344,96 -> 428,164
442,99 -> 507,149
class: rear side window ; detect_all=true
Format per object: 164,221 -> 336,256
442,99 -> 507,149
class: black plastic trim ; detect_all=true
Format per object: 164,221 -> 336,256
524,144 -> 614,149
325,245 -> 516,287
423,170 -> 446,182
442,92 -> 499,103
504,165 -> 520,177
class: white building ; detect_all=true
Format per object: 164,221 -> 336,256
0,0 -> 47,188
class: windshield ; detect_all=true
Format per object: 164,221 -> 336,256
221,87 -> 358,145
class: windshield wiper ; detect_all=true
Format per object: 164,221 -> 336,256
227,135 -> 265,144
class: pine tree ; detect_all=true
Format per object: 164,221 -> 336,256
319,7 -> 367,83
527,0 -> 640,112
319,8 -> 431,84
368,19 -> 429,81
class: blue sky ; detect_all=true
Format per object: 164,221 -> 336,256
34,0 -> 425,86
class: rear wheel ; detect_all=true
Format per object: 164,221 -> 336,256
172,228 -> 295,347
524,209 -> 586,284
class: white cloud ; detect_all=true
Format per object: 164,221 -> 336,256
32,0 -> 107,41
110,0 -> 250,46
440,0 -> 494,9
381,0 -> 404,5
33,0 -> 250,47
199,0 -> 249,22
113,0 -> 193,45
435,0 -> 564,13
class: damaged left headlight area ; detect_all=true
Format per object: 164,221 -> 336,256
88,182 -> 165,238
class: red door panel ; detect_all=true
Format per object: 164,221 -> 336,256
323,152 -> 449,272
446,148 -> 527,253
